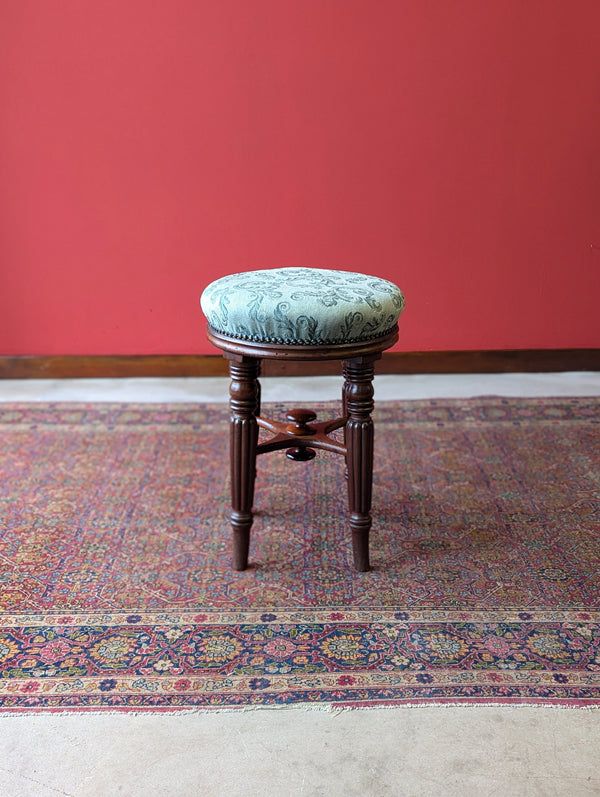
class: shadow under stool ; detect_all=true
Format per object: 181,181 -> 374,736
200,267 -> 405,572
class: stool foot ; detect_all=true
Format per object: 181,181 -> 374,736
351,514 -> 371,572
232,513 -> 252,571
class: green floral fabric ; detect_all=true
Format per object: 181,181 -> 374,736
200,267 -> 405,345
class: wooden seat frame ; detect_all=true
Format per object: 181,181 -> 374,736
207,325 -> 399,572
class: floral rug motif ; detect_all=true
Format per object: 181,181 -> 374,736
0,398 -> 599,711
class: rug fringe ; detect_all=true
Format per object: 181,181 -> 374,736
2,701 -> 600,718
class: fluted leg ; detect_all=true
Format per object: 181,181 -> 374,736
343,357 -> 377,572
228,356 -> 260,570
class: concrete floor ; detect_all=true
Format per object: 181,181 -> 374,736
1,373 -> 600,797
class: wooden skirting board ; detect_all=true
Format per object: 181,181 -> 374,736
0,349 -> 599,379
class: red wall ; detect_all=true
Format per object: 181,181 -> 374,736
1,0 -> 599,356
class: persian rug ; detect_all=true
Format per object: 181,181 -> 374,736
0,397 -> 599,712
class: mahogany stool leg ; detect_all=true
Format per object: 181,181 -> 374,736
228,355 -> 260,570
343,356 -> 377,572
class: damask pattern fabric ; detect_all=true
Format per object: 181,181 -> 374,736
200,267 -> 405,345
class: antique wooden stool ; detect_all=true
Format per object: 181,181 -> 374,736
200,267 -> 405,572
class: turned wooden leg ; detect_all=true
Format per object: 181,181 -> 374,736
343,357 -> 377,572
228,355 -> 260,570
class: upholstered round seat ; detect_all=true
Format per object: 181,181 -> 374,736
200,267 -> 405,346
